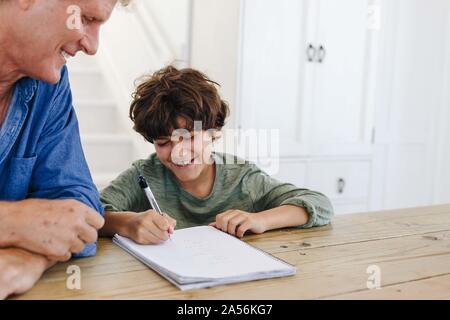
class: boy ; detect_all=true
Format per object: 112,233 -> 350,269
99,66 -> 333,244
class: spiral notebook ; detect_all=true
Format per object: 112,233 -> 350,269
113,226 -> 296,290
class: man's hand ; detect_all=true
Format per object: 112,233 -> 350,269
0,248 -> 53,300
0,199 -> 104,261
123,210 -> 177,245
210,210 -> 267,238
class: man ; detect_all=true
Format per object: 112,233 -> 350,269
0,0 -> 129,299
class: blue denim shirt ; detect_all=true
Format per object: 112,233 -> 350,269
0,66 -> 103,257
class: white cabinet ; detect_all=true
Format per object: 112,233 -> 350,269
191,0 -> 450,215
237,0 -> 377,213
305,160 -> 371,215
306,161 -> 371,201
271,160 -> 307,187
237,0 -> 307,156
259,158 -> 372,215
238,0 -> 377,158
308,0 -> 376,155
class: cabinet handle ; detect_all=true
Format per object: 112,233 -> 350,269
337,178 -> 346,194
317,45 -> 327,63
306,44 -> 317,62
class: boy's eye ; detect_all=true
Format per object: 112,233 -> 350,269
156,141 -> 170,147
171,134 -> 192,143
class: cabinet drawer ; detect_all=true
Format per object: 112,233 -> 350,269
333,202 -> 368,215
258,159 -> 307,187
306,161 -> 371,200
273,161 -> 306,187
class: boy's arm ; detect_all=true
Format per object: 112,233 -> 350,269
245,164 -> 334,229
99,164 -> 142,238
99,211 -> 135,237
255,205 -> 309,230
99,164 -> 146,217
213,205 -> 309,237
99,164 -> 177,241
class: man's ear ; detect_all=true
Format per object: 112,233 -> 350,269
17,0 -> 36,10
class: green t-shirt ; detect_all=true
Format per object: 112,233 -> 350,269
100,153 -> 334,230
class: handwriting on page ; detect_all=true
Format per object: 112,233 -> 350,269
175,239 -> 232,265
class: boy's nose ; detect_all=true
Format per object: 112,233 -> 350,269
171,142 -> 192,162
178,148 -> 191,160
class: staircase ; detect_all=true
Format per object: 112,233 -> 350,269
67,54 -> 135,190
65,1 -> 191,190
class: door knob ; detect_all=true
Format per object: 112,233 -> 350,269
306,44 -> 317,62
337,178 -> 346,194
317,45 -> 327,63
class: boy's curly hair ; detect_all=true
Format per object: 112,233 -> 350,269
129,66 -> 230,143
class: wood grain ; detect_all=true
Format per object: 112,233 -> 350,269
13,205 -> 450,300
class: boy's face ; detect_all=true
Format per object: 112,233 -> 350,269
154,118 -> 215,184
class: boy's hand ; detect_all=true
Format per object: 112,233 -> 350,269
125,210 -> 177,245
210,210 -> 267,238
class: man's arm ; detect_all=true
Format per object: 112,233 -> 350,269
0,203 -> 16,247
29,67 -> 103,211
24,67 -> 104,257
0,248 -> 55,300
0,68 -> 104,260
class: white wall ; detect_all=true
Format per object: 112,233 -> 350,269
371,0 -> 450,210
435,7 -> 450,204
190,0 -> 242,128
97,1 -> 191,159
140,0 -> 192,62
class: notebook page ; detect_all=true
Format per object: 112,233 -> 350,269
114,226 -> 295,280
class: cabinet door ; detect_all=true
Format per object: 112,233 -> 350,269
310,0 -> 374,155
237,0 -> 309,157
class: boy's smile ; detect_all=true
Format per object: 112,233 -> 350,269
154,118 -> 216,198
173,157 -> 196,169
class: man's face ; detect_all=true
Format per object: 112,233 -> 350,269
13,0 -> 117,83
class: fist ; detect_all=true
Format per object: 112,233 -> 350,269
210,210 -> 267,238
8,199 -> 104,261
124,210 -> 177,245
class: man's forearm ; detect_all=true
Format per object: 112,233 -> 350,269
0,247 -> 55,271
0,248 -> 56,300
0,202 -> 18,247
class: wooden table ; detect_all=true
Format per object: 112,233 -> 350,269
15,205 -> 450,299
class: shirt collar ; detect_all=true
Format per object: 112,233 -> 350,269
16,77 -> 38,103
